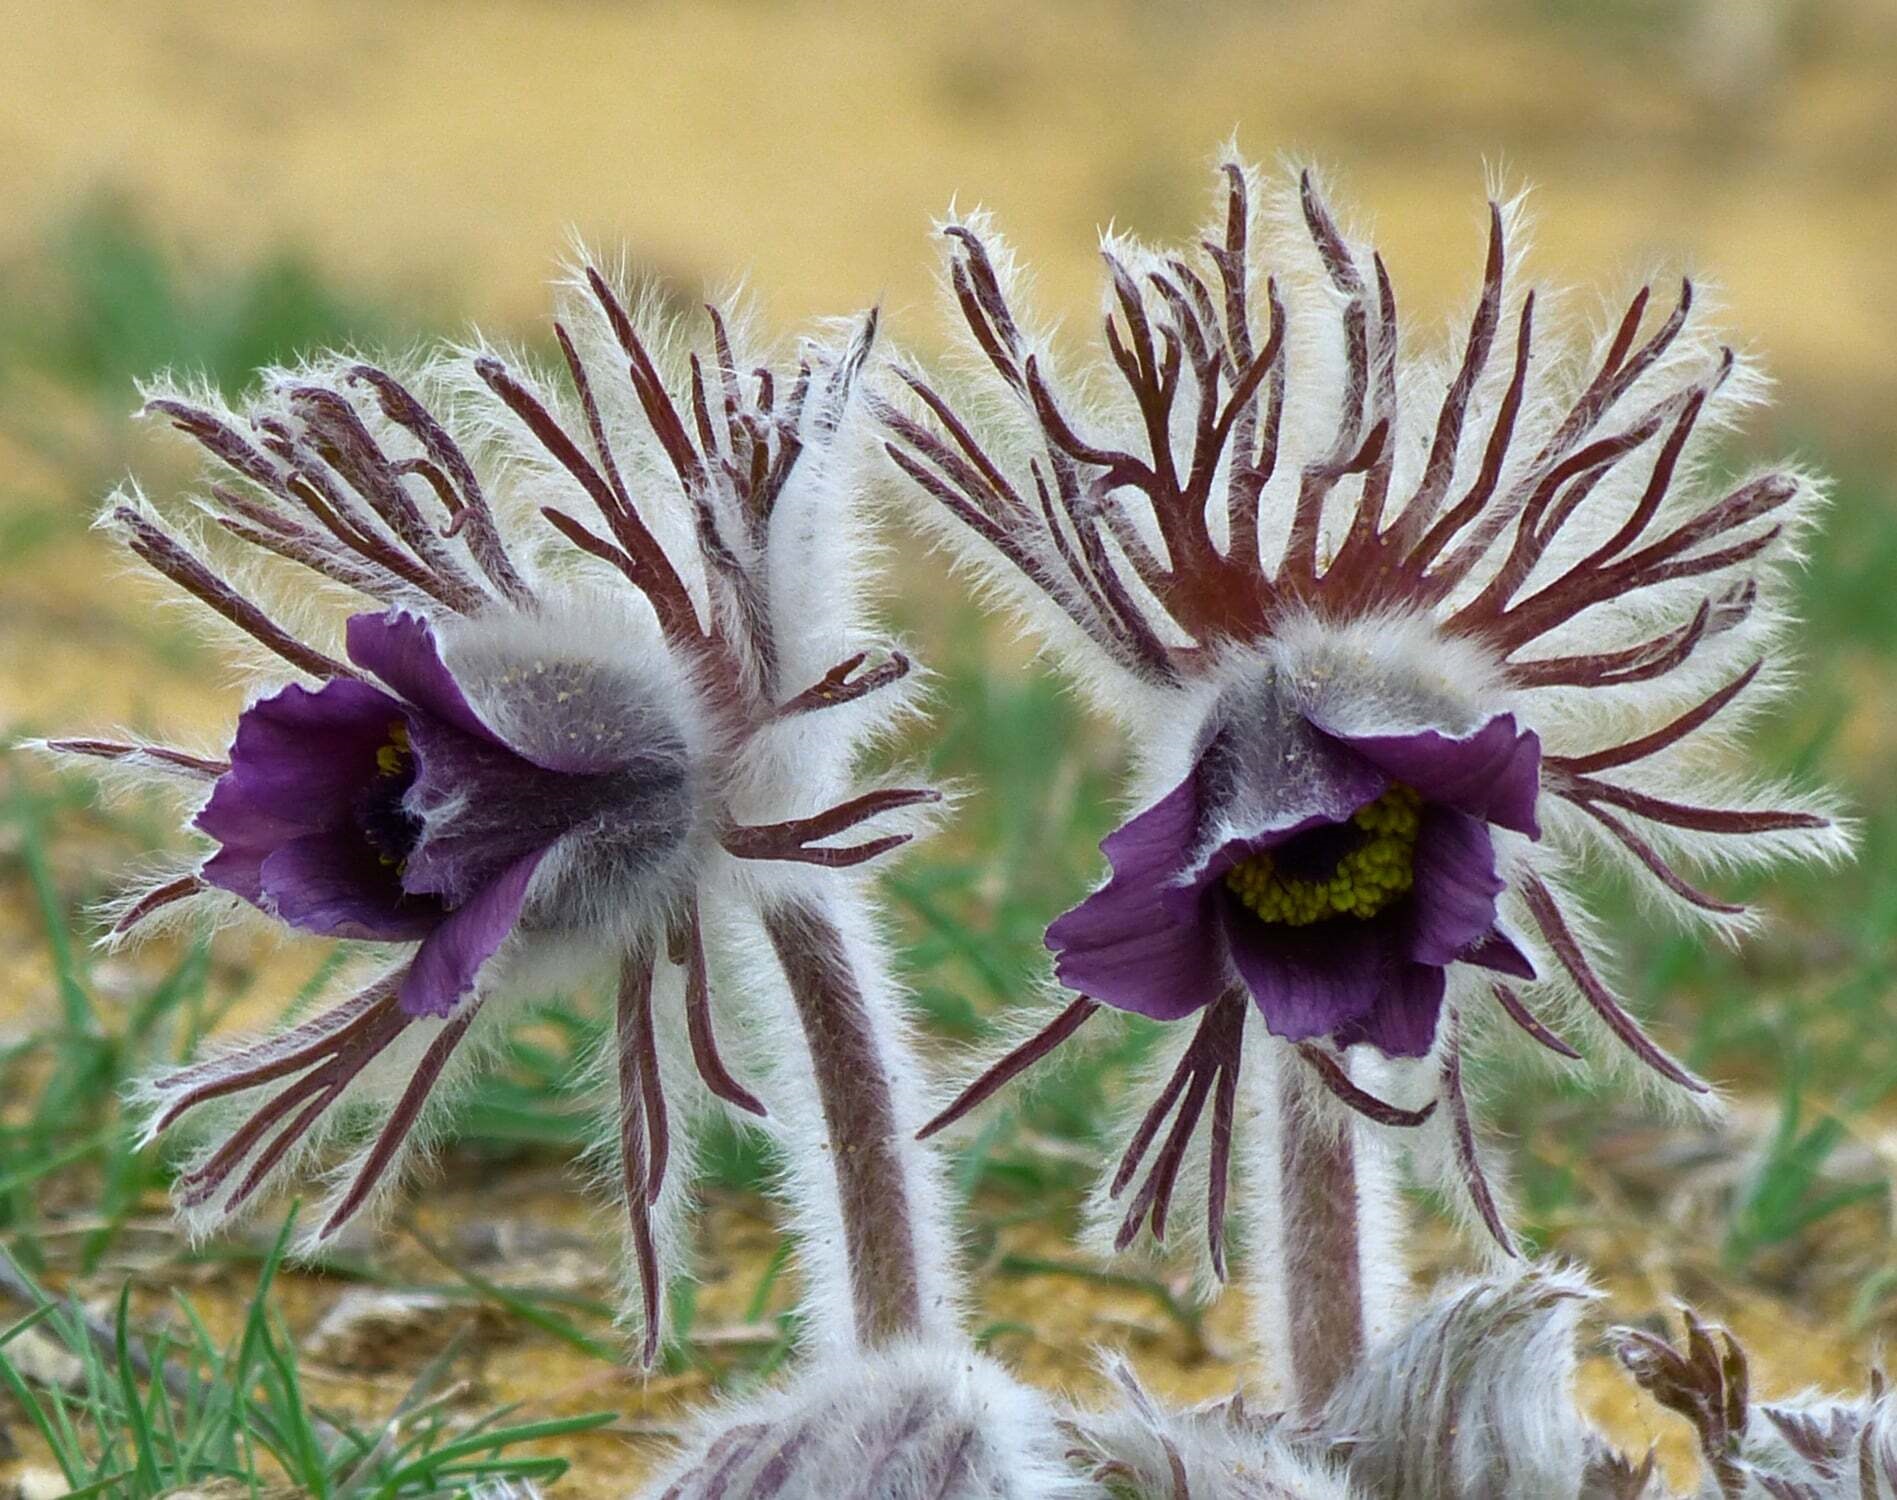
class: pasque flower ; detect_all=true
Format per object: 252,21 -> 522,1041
1045,674 -> 1540,1059
885,155 -> 1846,1409
45,270 -> 951,1360
188,606 -> 697,1020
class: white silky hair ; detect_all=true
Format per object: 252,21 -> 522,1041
893,146 -> 1846,861
1072,1356 -> 1365,1499
444,265 -> 970,1362
569,945 -> 723,1358
891,142 -> 1851,1180
709,875 -> 965,1354
1061,1009 -> 1416,1385
1320,1265 -> 1604,1500
1609,1308 -> 1897,1500
126,952 -> 546,1248
1228,1031 -> 1414,1404
1264,610 -> 1508,740
431,589 -> 714,946
635,1339 -> 1085,1500
880,149 -> 1856,1500
1717,1383 -> 1897,1499
72,254 -> 979,1383
94,479 -> 355,683
1074,1002 -> 1224,1292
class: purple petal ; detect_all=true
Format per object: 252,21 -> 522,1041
258,829 -> 442,941
1219,902 -> 1389,1041
398,848 -> 546,1017
196,678 -> 404,904
1404,808 -> 1507,966
398,714 -> 617,906
1331,962 -> 1448,1058
1463,928 -> 1536,980
346,612 -> 501,747
1047,771 -> 1226,1021
1320,713 -> 1542,837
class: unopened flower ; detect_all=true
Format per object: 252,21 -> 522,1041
1070,1358 -> 1361,1499
45,272 -> 936,1360
643,1342 -> 1082,1500
1319,1267 -> 1603,1498
887,156 -> 1845,1325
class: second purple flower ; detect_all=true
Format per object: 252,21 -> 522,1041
1049,684 -> 1540,1058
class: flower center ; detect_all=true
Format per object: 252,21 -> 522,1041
358,720 -> 424,871
1224,783 -> 1422,927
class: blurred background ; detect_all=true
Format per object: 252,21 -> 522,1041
1,2 -> 1892,1495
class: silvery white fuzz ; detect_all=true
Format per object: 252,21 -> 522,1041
1611,1312 -> 1897,1499
43,266 -> 966,1369
642,1340 -> 1084,1500
882,151 -> 1848,1422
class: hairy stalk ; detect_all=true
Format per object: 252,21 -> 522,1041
1244,1038 -> 1405,1415
1280,1092 -> 1365,1411
761,894 -> 948,1348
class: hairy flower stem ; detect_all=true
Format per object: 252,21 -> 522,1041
1245,1040 -> 1406,1415
1280,1093 -> 1365,1410
762,896 -> 939,1348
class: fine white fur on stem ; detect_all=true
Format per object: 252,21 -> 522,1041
49,251 -> 1085,1500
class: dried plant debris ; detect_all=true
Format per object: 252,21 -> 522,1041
1613,1311 -> 1897,1499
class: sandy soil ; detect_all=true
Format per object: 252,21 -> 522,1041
0,0 -> 1891,457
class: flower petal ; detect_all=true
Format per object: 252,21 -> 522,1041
1047,770 -> 1226,1021
1405,808 -> 1506,967
1220,901 -> 1390,1041
1321,713 -> 1542,837
1462,928 -> 1537,980
1331,962 -> 1449,1058
258,829 -> 442,940
196,677 -> 404,904
1182,806 -> 1382,920
398,848 -> 547,1018
399,715 -> 567,904
346,611 -> 501,747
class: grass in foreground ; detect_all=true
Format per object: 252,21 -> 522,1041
1,1214 -> 613,1499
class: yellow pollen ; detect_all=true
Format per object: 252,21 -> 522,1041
1223,784 -> 1422,927
375,720 -> 411,777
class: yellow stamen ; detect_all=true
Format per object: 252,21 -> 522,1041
1224,784 -> 1421,927
375,720 -> 411,777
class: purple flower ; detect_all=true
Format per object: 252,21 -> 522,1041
193,609 -> 691,1020
897,159 -> 1844,1272
50,277 -> 936,1362
1049,706 -> 1540,1059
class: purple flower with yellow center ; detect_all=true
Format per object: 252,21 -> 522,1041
1048,694 -> 1541,1060
888,155 -> 1847,1413
44,275 -> 952,1363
